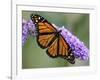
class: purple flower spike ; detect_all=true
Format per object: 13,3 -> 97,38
22,19 -> 36,46
22,19 -> 29,46
59,27 -> 89,60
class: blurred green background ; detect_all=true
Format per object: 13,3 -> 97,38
22,11 -> 89,69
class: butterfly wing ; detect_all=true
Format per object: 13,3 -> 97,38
46,38 -> 59,57
37,34 -> 56,48
58,35 -> 69,56
31,14 -> 57,48
58,35 -> 75,64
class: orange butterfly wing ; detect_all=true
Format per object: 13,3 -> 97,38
58,35 -> 75,64
46,38 -> 58,57
58,35 -> 70,56
38,33 -> 55,48
37,22 -> 57,48
31,14 -> 57,48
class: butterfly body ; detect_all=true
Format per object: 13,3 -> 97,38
31,14 -> 75,64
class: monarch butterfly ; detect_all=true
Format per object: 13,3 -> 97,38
31,14 -> 75,64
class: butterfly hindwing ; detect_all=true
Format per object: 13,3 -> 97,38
46,37 -> 58,57
58,35 -> 75,64
63,49 -> 75,64
58,35 -> 69,56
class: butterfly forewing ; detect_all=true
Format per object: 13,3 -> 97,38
31,14 -> 57,48
31,14 -> 57,34
38,22 -> 57,33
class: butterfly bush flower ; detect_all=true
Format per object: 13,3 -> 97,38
59,27 -> 89,60
22,19 -> 35,46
